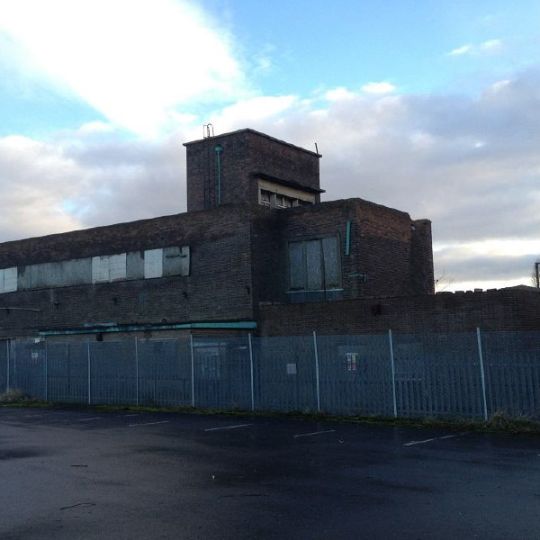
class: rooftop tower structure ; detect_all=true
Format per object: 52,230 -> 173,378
184,128 -> 324,212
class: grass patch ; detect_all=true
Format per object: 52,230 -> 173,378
0,388 -> 47,406
1,398 -> 539,434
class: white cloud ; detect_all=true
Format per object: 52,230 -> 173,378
0,126 -> 189,242
489,79 -> 511,93
209,95 -> 299,132
324,87 -> 357,101
0,0 -> 248,136
76,121 -> 115,136
448,39 -> 503,58
480,38 -> 503,52
361,81 -> 396,95
0,135 -> 83,239
448,44 -> 473,56
437,277 -> 529,293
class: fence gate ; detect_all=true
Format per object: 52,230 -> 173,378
193,338 -> 251,410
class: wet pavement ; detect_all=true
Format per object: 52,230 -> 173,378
0,407 -> 539,539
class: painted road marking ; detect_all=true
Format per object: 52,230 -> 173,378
294,429 -> 336,439
24,414 -> 43,418
403,437 -> 437,447
129,420 -> 170,427
78,417 -> 102,422
204,424 -> 253,432
404,432 -> 467,447
121,414 -> 140,417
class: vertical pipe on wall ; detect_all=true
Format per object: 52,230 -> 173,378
476,327 -> 489,421
87,342 -> 91,405
345,220 -> 352,256
190,334 -> 195,408
44,341 -> 48,402
6,340 -> 10,392
313,331 -> 321,412
135,337 -> 139,406
248,333 -> 255,411
13,343 -> 17,390
388,330 -> 398,418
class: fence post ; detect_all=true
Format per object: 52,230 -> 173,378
135,337 -> 139,406
313,331 -> 321,413
87,342 -> 91,405
13,343 -> 17,389
6,340 -> 10,392
248,333 -> 255,411
476,327 -> 489,421
190,334 -> 195,408
388,329 -> 398,418
44,341 -> 48,402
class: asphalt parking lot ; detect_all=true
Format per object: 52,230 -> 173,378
0,407 -> 539,540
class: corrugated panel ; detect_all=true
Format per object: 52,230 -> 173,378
163,246 -> 190,277
144,248 -> 163,279
92,256 -> 110,283
92,254 -> 127,283
2,267 -> 17,292
109,253 -> 127,281
20,258 -> 91,289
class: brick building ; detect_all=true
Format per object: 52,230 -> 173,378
0,128 -> 537,342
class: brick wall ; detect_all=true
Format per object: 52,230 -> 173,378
410,219 -> 435,295
250,198 -> 433,307
0,205 -> 255,337
258,288 -> 540,336
185,129 -> 320,212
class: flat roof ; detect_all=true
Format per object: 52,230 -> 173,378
183,128 -> 322,158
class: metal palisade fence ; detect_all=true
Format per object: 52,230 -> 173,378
1,329 -> 539,420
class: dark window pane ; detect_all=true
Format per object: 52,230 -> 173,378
260,190 -> 271,205
289,242 -> 305,290
306,240 -> 323,290
322,236 -> 340,288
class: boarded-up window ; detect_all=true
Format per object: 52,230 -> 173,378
92,253 -> 127,283
163,246 -> 190,277
288,237 -> 341,292
322,237 -> 340,288
92,256 -> 109,283
306,240 -> 323,290
0,267 -> 18,293
288,242 -> 305,290
109,254 -> 127,281
144,248 -> 163,279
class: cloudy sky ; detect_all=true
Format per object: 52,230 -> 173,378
0,0 -> 539,291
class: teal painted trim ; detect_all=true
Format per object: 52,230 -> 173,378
345,220 -> 352,256
39,320 -> 257,337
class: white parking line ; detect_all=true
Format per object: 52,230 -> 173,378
78,417 -> 102,422
204,424 -> 253,432
403,437 -> 437,447
129,420 -> 170,427
404,433 -> 466,447
294,429 -> 336,439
